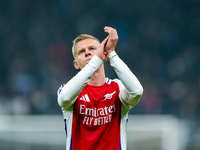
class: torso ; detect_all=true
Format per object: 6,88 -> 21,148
71,81 -> 121,150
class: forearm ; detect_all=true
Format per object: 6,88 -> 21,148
108,51 -> 143,107
57,55 -> 103,108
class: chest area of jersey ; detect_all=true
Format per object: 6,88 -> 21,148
74,84 -> 120,126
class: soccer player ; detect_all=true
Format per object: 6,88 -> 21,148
57,26 -> 143,150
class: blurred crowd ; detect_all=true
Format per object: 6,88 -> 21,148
0,0 -> 199,118
0,0 -> 200,149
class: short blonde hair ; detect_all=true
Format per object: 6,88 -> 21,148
72,34 -> 100,59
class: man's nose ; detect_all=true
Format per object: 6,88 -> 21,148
85,49 -> 91,57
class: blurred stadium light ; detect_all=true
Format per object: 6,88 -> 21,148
127,115 -> 189,150
0,115 -> 189,150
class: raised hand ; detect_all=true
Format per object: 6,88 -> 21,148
104,26 -> 119,55
96,36 -> 109,62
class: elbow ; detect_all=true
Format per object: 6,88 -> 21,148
136,86 -> 144,101
57,93 -> 71,108
138,86 -> 144,97
57,94 -> 64,107
57,91 -> 77,108
130,87 -> 144,107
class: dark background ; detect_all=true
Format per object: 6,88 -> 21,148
0,0 -> 199,149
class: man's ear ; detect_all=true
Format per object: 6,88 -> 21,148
73,60 -> 80,69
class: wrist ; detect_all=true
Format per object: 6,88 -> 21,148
106,49 -> 115,55
107,51 -> 117,60
92,55 -> 104,63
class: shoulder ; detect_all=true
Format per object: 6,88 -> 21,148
106,77 -> 121,84
106,78 -> 124,91
109,78 -> 123,88
57,84 -> 66,96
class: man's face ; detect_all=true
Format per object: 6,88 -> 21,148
73,38 -> 100,70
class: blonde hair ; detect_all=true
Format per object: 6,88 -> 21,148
72,34 -> 100,59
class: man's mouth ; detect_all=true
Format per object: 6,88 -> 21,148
86,58 -> 91,62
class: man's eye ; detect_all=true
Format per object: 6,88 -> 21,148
79,50 -> 84,54
91,48 -> 95,50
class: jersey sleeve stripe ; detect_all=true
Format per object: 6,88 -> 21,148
64,119 -> 67,137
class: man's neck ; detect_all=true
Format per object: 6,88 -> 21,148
87,65 -> 106,86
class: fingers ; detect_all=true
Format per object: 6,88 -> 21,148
103,26 -> 118,55
97,36 -> 109,54
104,27 -> 113,36
104,26 -> 114,32
104,26 -> 117,34
98,37 -> 107,50
101,36 -> 109,45
96,39 -> 108,61
104,26 -> 118,41
96,26 -> 118,61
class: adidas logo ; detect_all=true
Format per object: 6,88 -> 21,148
80,94 -> 90,102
